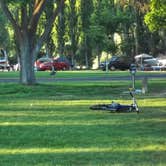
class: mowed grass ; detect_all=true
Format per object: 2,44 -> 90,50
0,77 -> 165,165
0,70 -> 166,79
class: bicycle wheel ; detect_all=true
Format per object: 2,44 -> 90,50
90,104 -> 118,112
90,104 -> 108,110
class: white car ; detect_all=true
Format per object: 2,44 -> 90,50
0,49 -> 10,71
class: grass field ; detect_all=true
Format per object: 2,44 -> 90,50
0,71 -> 165,165
0,70 -> 166,79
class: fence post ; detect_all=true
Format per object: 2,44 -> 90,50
142,76 -> 148,94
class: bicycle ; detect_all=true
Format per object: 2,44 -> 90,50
90,88 -> 139,113
90,64 -> 140,113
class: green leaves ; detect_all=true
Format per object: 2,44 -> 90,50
0,8 -> 10,48
144,0 -> 166,31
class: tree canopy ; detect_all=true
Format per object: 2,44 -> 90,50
144,0 -> 166,31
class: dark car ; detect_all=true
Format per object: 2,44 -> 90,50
100,56 -> 131,71
35,57 -> 69,71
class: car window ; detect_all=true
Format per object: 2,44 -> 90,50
38,58 -> 52,63
111,57 -> 118,61
144,59 -> 158,65
39,60 -> 45,63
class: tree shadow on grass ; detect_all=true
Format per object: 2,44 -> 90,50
0,117 -> 165,148
0,83 -> 133,99
0,107 -> 165,165
0,150 -> 165,166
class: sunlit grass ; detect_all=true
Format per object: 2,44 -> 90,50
1,97 -> 166,107
0,144 -> 165,155
0,78 -> 165,165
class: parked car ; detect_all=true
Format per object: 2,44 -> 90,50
35,57 -> 69,71
135,54 -> 160,71
158,59 -> 166,71
99,61 -> 109,70
142,59 -> 159,71
0,49 -> 10,71
100,56 -> 131,71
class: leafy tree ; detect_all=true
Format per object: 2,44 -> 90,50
66,0 -> 80,67
0,8 -> 10,49
90,0 -> 132,57
43,2 -> 56,57
57,0 -> 66,56
116,0 -> 153,57
0,0 -> 65,85
144,0 -> 166,55
80,0 -> 93,68
89,0 -> 107,67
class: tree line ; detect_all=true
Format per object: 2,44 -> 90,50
0,0 -> 165,84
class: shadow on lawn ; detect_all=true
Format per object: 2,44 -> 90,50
0,82 -> 165,102
0,106 -> 165,165
0,150 -> 165,165
0,83 -> 139,99
0,110 -> 165,147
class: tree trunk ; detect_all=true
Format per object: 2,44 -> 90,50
96,46 -> 101,69
19,37 -> 36,85
134,23 -> 139,55
83,35 -> 90,69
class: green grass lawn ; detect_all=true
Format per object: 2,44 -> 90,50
0,74 -> 165,165
0,70 -> 165,79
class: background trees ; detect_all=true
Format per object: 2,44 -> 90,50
144,0 -> 166,56
0,0 -> 165,84
79,0 -> 94,68
0,9 -> 10,50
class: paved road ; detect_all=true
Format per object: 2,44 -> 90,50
0,74 -> 165,83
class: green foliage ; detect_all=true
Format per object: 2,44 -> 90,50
65,0 -> 81,63
79,0 -> 94,67
88,25 -> 105,46
144,0 -> 166,31
56,0 -> 66,55
0,9 -> 10,48
80,0 -> 93,33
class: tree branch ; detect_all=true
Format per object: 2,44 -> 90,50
21,5 -> 28,31
29,0 -> 47,34
37,0 -> 65,51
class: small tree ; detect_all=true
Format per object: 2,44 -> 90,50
66,0 -> 80,67
80,0 -> 93,69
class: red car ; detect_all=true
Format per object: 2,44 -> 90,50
35,58 -> 69,71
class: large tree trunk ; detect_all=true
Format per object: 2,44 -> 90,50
19,41 -> 36,85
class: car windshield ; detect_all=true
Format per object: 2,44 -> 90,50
143,57 -> 153,60
38,58 -> 52,63
110,57 -> 118,61
144,59 -> 158,65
